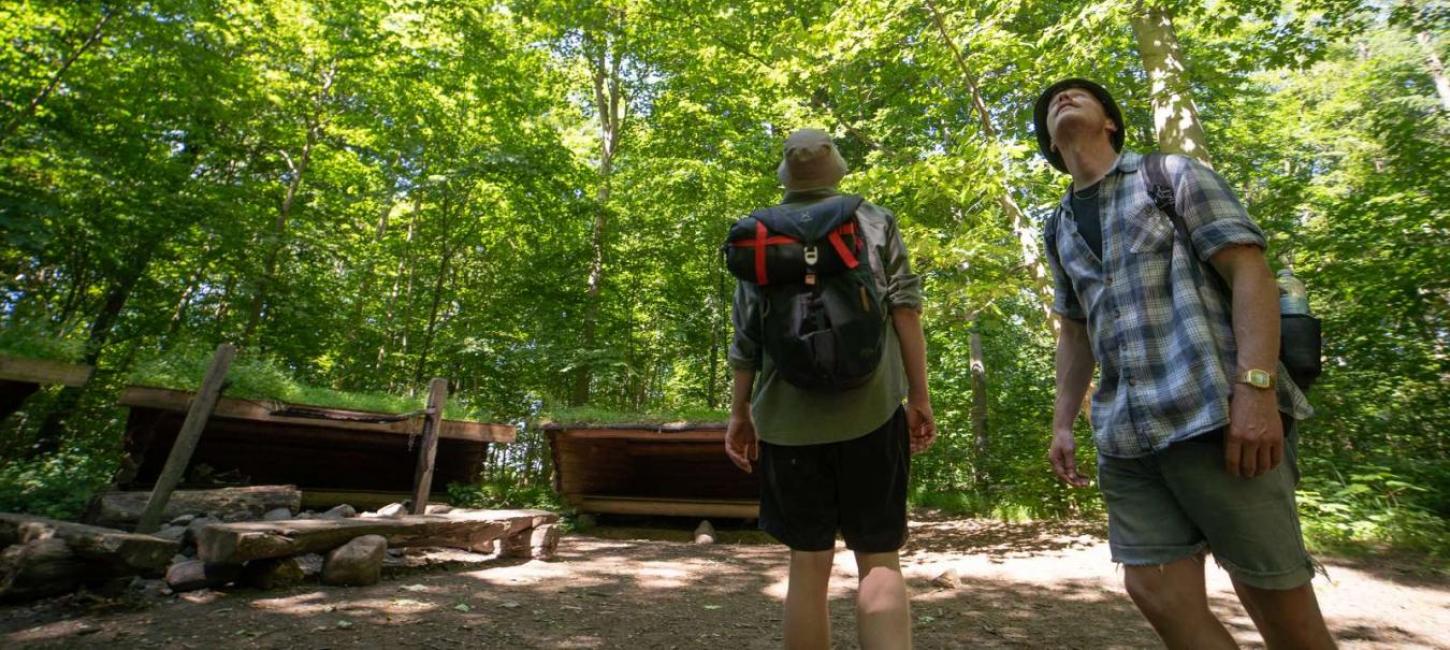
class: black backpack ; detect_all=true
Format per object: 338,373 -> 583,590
1044,153 -> 1322,392
722,195 -> 887,391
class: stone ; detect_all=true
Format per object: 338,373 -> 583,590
529,524 -> 561,560
90,486 -> 301,528
932,567 -> 960,590
164,560 -> 241,592
168,514 -> 197,527
693,520 -> 716,545
0,538 -> 84,602
320,504 -> 356,520
295,553 -> 324,577
155,525 -> 187,543
196,510 -> 556,563
185,517 -> 218,546
375,503 -> 407,518
423,504 -> 453,515
240,557 -> 305,590
262,508 -> 292,521
322,535 -> 387,586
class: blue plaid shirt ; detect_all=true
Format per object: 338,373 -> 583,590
1045,151 -> 1312,459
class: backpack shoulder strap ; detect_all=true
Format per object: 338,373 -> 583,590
1142,152 -> 1228,293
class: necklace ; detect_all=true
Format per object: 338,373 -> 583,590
1072,182 -> 1101,200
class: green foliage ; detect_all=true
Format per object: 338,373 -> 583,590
0,447 -> 115,520
0,321 -> 84,362
1298,461 -> 1450,558
128,346 -> 493,422
447,465 -> 563,512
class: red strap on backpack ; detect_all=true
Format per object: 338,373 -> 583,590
730,220 -> 799,284
826,222 -> 860,269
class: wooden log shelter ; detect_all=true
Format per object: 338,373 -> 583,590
119,386 -> 516,504
0,354 -> 93,420
546,422 -> 761,519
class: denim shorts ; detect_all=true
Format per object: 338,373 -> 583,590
1097,414 -> 1318,590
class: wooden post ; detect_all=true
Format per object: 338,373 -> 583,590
135,344 -> 235,534
409,378 -> 448,514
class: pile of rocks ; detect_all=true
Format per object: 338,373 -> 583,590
161,501 -> 425,592
2,486 -> 560,603
166,502 -> 560,594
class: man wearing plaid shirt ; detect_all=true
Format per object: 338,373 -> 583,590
1036,78 -> 1335,649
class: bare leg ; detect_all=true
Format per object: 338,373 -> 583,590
853,551 -> 910,650
785,549 -> 834,650
1123,554 -> 1238,650
1231,580 -> 1336,649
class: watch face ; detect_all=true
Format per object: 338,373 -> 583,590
1247,369 -> 1272,388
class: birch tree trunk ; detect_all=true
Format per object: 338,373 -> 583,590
241,63 -> 336,348
1131,3 -> 1214,165
571,18 -> 627,406
1417,31 -> 1450,112
968,322 -> 989,485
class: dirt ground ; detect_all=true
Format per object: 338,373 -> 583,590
2,515 -> 1446,649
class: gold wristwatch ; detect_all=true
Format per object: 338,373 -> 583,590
1236,368 -> 1276,390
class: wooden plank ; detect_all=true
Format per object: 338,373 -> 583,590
542,422 -> 725,432
195,509 -> 558,563
557,429 -> 725,443
119,386 -> 515,443
90,485 -> 301,528
137,344 -> 235,534
122,411 -> 490,494
577,496 -> 759,519
409,378 -> 448,515
0,355 -> 93,387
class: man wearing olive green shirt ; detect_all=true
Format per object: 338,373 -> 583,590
725,128 -> 936,650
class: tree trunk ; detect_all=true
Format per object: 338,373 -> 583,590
241,63 -> 336,348
571,22 -> 627,407
1131,3 -> 1214,165
30,246 -> 156,457
413,194 -> 464,386
1417,31 -> 1450,112
968,321 -> 989,485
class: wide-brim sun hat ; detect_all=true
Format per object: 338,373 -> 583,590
1033,78 -> 1125,173
777,128 -> 849,190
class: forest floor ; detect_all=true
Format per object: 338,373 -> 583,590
2,514 -> 1446,649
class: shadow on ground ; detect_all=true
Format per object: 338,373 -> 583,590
0,529 -> 1442,649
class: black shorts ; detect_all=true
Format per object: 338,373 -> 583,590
758,407 -> 909,553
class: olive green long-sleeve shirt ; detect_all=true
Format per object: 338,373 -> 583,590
728,189 -> 923,446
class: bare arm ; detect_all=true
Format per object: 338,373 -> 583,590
724,368 -> 758,472
1209,244 -> 1283,478
892,307 -> 935,453
1049,316 -> 1095,487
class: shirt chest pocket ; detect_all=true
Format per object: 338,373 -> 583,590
1127,205 -> 1176,254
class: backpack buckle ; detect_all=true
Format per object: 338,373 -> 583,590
804,246 -> 819,266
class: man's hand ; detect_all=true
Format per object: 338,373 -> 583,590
1226,385 -> 1283,478
725,413 -> 759,473
905,397 -> 937,455
1049,429 -> 1090,487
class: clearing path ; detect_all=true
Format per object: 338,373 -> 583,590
2,516 -> 1446,649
